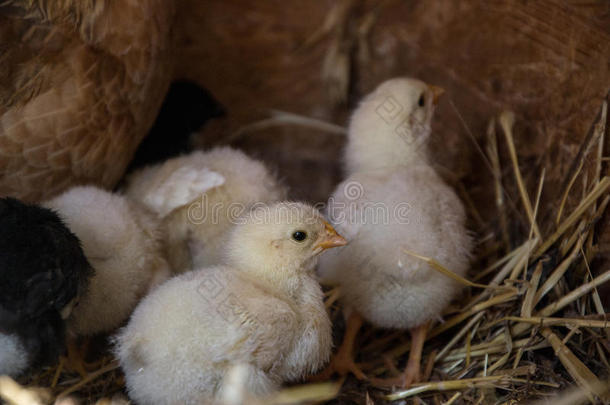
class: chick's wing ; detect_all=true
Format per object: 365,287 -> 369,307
141,166 -> 225,217
210,285 -> 299,373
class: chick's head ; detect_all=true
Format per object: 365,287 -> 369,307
0,198 -> 91,321
345,77 -> 444,173
224,202 -> 347,281
0,197 -> 92,369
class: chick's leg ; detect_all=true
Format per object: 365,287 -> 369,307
65,337 -> 103,378
401,322 -> 427,387
370,322 -> 428,388
312,311 -> 367,380
65,338 -> 88,378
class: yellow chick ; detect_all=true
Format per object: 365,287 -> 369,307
317,78 -> 472,387
125,146 -> 287,273
44,186 -> 171,337
114,202 -> 346,405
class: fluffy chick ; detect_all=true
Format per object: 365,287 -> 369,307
0,198 -> 91,376
0,334 -> 28,377
115,202 -> 346,405
43,186 -> 171,337
318,78 -> 472,386
125,146 -> 286,273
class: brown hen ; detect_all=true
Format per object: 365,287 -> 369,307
0,0 -> 174,201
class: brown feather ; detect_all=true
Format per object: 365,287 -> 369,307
0,0 -> 175,201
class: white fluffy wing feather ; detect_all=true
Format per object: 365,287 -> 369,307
142,167 -> 225,217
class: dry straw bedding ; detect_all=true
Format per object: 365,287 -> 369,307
2,97 -> 610,405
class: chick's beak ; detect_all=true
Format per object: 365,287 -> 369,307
316,221 -> 348,250
429,85 -> 445,105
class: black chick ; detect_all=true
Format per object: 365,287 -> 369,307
0,197 -> 92,376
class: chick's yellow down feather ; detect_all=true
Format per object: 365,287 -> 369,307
115,202 -> 346,405
44,186 -> 170,336
317,78 -> 472,385
125,146 -> 286,273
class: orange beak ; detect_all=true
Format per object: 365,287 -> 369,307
315,221 -> 348,250
429,85 -> 445,105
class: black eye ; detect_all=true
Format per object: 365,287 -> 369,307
292,231 -> 307,242
418,94 -> 425,107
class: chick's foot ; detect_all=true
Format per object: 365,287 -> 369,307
65,338 -> 101,378
370,322 -> 428,388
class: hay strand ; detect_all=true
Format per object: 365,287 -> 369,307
540,327 -> 604,402
534,176 -> 610,258
401,249 -> 503,290
499,111 -> 542,240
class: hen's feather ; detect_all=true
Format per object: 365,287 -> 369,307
0,0 -> 174,201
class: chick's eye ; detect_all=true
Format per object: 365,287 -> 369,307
418,94 -> 425,107
292,231 -> 307,242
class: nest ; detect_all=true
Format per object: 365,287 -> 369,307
1,92 -> 608,405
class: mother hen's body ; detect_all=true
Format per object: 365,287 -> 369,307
0,0 -> 174,201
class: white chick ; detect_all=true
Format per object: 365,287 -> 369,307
125,146 -> 287,273
0,334 -> 29,377
115,202 -> 346,405
44,187 -> 170,351
317,78 -> 472,387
